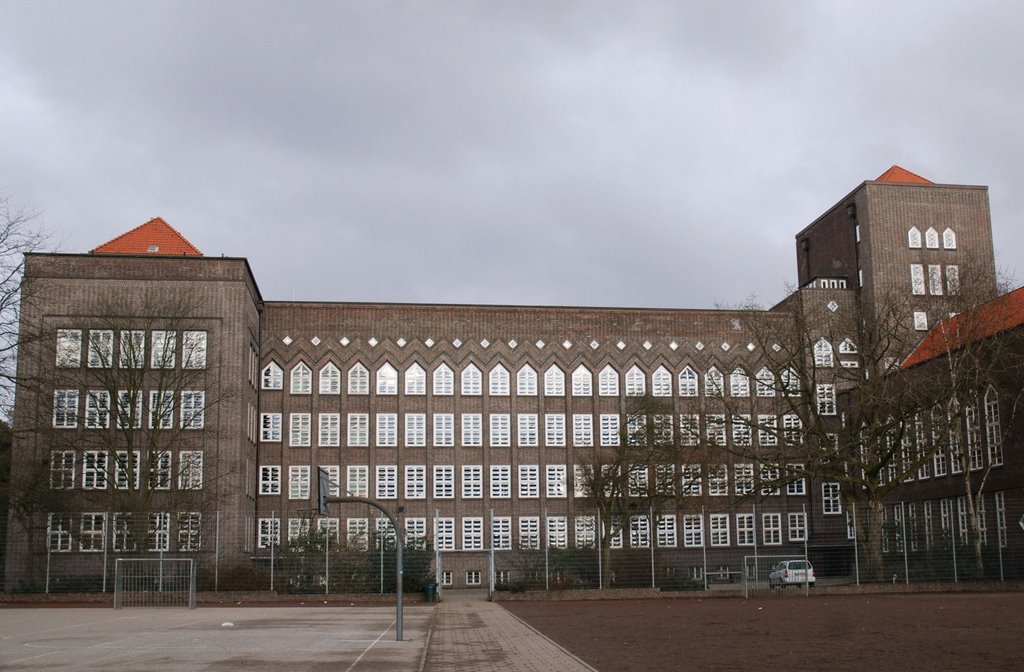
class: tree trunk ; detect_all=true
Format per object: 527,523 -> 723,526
857,498 -> 888,583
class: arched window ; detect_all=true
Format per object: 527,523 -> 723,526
678,367 -> 698,397
704,367 -> 724,396
651,366 -> 672,397
925,227 -> 939,249
730,368 -> 750,397
348,363 -> 369,395
433,364 -> 454,396
319,362 -> 341,395
405,363 -> 426,395
598,365 -> 619,396
755,368 -> 775,397
261,362 -> 283,390
290,362 -> 312,394
943,227 -> 957,250
517,365 -> 538,396
571,366 -> 592,396
813,339 -> 834,367
781,368 -> 800,396
625,365 -> 645,396
908,227 -> 922,248
984,386 -> 1003,466
489,364 -> 510,396
462,364 -> 482,396
544,365 -> 565,396
376,363 -> 398,395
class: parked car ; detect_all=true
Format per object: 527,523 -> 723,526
768,560 -> 815,587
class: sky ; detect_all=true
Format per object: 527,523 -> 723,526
1,1 -> 1022,309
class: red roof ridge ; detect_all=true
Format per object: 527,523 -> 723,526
875,165 -> 932,184
902,286 -> 1024,369
91,217 -> 203,256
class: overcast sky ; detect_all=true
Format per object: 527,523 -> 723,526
2,1 -> 1021,309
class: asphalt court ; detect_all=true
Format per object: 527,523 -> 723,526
0,605 -> 435,671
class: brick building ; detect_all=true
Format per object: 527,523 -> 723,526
5,166 -> 1016,591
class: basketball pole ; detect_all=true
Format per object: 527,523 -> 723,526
319,468 -> 405,642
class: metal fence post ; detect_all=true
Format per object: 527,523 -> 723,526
901,502 -> 910,584
214,511 -> 220,592
544,510 -> 550,591
270,511 -> 276,591
852,506 -> 860,586
701,506 -> 708,591
102,511 -> 110,593
596,509 -> 603,590
325,526 -> 330,595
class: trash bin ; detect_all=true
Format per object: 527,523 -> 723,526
423,583 -> 438,603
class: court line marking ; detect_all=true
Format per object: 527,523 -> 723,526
344,618 -> 396,672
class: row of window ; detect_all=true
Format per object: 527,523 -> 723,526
260,411 -> 807,447
909,263 -> 959,296
907,226 -> 957,250
47,512 -> 202,552
52,389 -> 205,429
257,511 -> 813,550
260,463 -> 823,501
49,450 -> 204,490
881,493 -> 1009,551
262,361 -> 819,399
56,329 -> 208,369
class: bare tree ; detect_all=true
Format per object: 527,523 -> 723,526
902,265 -> 1024,576
0,196 -> 48,416
724,285 -> 944,580
9,289 -> 235,571
576,394 -> 691,588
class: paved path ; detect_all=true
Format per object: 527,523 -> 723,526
423,590 -> 597,672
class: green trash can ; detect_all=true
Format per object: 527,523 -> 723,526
423,583 -> 438,603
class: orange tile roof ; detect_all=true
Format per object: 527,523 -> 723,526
91,217 -> 202,256
902,286 -> 1024,369
875,165 -> 932,184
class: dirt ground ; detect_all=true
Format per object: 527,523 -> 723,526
502,592 -> 1024,672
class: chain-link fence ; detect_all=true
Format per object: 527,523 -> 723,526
3,499 -> 1022,597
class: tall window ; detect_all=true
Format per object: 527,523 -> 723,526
462,364 -> 482,395
984,386 -> 1003,467
546,464 -> 567,498
181,391 -> 205,428
813,339 -> 833,367
729,368 -> 750,396
762,513 -> 782,545
433,364 -> 454,395
573,414 -> 593,446
910,264 -> 925,295
822,482 -> 842,514
907,226 -> 921,248
925,227 -> 939,249
545,414 -> 566,447
56,329 -> 82,367
151,331 -> 176,368
518,465 -> 540,498
182,331 -> 208,369
946,265 -> 960,295
489,364 -> 510,396
289,465 -> 311,499
928,264 -> 943,295
599,414 -> 620,446
347,413 -> 369,447
348,363 -> 369,394
571,366 -> 592,396
625,365 -> 645,396
290,362 -> 312,394
517,414 -> 538,446
544,366 -> 565,396
461,465 -> 483,499
376,363 -> 398,395
942,227 -> 957,249
755,367 -> 775,396
376,413 -> 398,447
289,413 -> 311,446
704,367 -> 724,395
87,330 -> 114,368
678,366 -> 698,397
598,366 -> 619,396
260,413 -> 282,442
405,363 -> 426,395
816,384 -> 836,415
651,366 -> 672,396
517,365 -> 537,396
319,363 -> 341,394
262,362 -> 283,389
85,391 -> 110,429
433,413 -> 455,447
490,414 -> 510,447
490,465 -> 511,498
149,391 -> 173,429
319,413 -> 340,446
405,465 -> 426,499
461,413 -> 483,447
433,465 -> 454,499
405,413 -> 426,447
376,465 -> 398,499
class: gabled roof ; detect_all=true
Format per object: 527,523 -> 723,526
91,217 -> 202,256
875,165 -> 932,184
902,286 -> 1024,369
